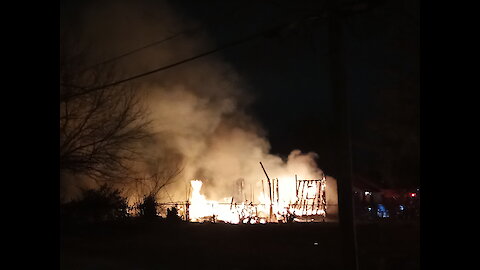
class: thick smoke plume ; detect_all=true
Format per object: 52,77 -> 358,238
61,0 -> 333,205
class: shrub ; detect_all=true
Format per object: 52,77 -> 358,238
139,194 -> 158,219
61,184 -> 129,223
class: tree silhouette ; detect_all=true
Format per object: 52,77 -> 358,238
60,36 -> 151,185
131,156 -> 183,218
61,184 -> 129,223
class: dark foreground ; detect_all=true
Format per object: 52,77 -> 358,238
60,220 -> 419,270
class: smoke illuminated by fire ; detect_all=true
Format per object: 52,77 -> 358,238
61,0 -> 339,221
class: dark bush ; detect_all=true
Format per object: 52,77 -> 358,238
61,184 -> 129,223
139,195 -> 158,219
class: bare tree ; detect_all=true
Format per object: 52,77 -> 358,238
126,156 -> 183,217
130,156 -> 184,200
60,39 -> 151,184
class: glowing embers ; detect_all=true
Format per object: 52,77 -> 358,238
187,176 -> 328,224
188,180 -> 264,224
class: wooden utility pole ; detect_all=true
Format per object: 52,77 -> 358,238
260,162 -> 274,222
327,1 -> 359,269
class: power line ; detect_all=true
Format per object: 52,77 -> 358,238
63,20 -> 297,100
62,2 -> 337,100
61,3 -> 328,99
79,32 -> 185,73
77,2 -> 250,73
62,3 -> 386,100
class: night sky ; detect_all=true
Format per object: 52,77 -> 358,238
169,0 -> 419,189
61,0 -> 419,189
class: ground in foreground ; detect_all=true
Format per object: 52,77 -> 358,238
60,220 -> 419,270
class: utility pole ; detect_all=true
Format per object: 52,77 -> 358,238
327,1 -> 359,269
260,162 -> 274,222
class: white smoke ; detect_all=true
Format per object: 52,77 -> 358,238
61,0 -> 331,204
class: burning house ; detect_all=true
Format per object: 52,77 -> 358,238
154,162 -> 339,224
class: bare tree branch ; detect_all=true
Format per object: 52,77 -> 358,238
60,39 -> 152,184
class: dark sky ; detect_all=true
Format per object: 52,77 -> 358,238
60,0 -> 419,189
169,0 -> 419,188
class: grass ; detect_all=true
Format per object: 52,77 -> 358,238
60,219 -> 419,270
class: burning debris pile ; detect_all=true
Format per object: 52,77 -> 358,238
149,162 -> 335,224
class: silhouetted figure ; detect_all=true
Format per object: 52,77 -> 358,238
166,206 -> 181,223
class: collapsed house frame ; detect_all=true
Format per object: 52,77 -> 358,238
129,162 -> 329,223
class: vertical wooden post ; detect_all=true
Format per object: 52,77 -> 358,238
272,178 -> 275,205
260,162 -> 273,222
276,178 -> 280,204
295,175 -> 299,199
327,1 -> 359,269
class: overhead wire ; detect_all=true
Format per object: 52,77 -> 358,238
76,1 -> 250,73
63,5 -> 319,100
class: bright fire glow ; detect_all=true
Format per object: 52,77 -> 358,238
187,176 -> 327,224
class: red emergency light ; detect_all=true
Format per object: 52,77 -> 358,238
410,193 -> 417,198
